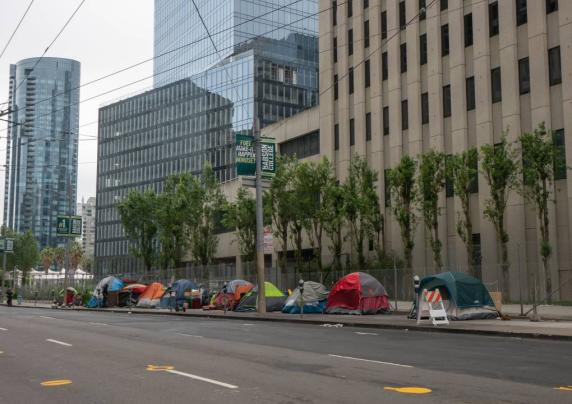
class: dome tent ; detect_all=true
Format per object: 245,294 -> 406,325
235,281 -> 286,312
137,282 -> 166,308
418,272 -> 498,320
159,279 -> 198,309
326,272 -> 390,315
283,281 -> 329,314
212,279 -> 254,310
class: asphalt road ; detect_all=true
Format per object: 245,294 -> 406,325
0,306 -> 571,403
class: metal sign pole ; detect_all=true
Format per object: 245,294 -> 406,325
255,118 -> 266,313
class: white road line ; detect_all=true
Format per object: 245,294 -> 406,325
242,323 -> 254,326
46,339 -> 72,347
354,332 -> 379,336
328,354 -> 413,368
39,316 -> 56,320
88,322 -> 109,326
0,327 -> 7,331
176,333 -> 203,338
165,369 -> 238,389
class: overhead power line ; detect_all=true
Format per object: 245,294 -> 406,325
0,0 -> 35,61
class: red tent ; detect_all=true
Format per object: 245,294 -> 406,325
326,272 -> 390,314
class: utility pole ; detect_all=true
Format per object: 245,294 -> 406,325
254,118 -> 266,313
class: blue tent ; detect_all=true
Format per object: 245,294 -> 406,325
159,279 -> 198,309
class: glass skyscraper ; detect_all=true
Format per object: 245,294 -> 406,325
95,0 -> 318,275
3,57 -> 81,249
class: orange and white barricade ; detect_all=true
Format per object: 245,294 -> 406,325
416,288 -> 449,326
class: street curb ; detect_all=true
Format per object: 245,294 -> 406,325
7,303 -> 572,342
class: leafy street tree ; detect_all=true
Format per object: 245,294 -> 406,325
266,155 -> 296,275
322,179 -> 346,271
481,135 -> 518,299
118,188 -> 158,273
223,187 -> 257,261
69,240 -> 83,272
294,157 -> 336,271
13,230 -> 39,284
190,163 -> 226,266
449,148 -> 479,276
519,123 -> 564,303
54,247 -> 65,272
388,155 -> 417,270
40,247 -> 56,273
418,151 -> 447,270
80,255 -> 93,272
343,155 -> 379,268
156,173 -> 198,272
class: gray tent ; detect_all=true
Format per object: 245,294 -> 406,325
283,281 -> 329,314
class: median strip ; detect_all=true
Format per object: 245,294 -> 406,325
328,354 -> 413,368
46,339 -> 72,347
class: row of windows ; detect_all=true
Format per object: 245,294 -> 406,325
333,47 -> 562,106
280,130 -> 320,159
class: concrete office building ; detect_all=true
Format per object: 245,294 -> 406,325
3,57 -> 80,249
297,0 -> 569,300
79,197 -> 96,259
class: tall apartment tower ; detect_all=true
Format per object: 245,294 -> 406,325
317,0 -> 570,299
3,57 -> 80,249
79,196 -> 96,259
94,1 -> 319,275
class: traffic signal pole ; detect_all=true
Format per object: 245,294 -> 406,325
255,118 -> 266,313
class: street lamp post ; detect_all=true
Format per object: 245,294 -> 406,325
254,118 -> 266,313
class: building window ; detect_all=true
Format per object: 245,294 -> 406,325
334,74 -> 338,99
421,92 -> 429,124
402,100 -> 408,131
445,154 -> 454,197
383,106 -> 389,135
280,130 -> 320,159
333,1 -> 337,26
348,29 -> 353,55
381,11 -> 387,40
400,1 -> 406,30
546,0 -> 558,14
365,59 -> 371,88
518,58 -> 530,95
334,124 -> 339,150
464,13 -> 473,47
366,112 -> 372,141
333,37 -> 337,63
549,46 -> 562,86
466,76 -> 475,111
472,234 -> 482,270
350,118 -> 355,146
489,2 -> 499,37
516,0 -> 527,26
420,34 -> 427,65
348,0 -> 353,17
400,43 -> 407,73
364,0 -> 369,9
364,20 -> 370,48
443,85 -> 451,118
419,0 -> 426,20
382,52 -> 388,80
554,129 -> 567,180
349,67 -> 354,94
440,0 -> 448,11
441,24 -> 449,56
491,67 -> 502,103
384,169 -> 391,207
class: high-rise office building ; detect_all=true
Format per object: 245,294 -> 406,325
79,196 -> 96,259
3,57 -> 80,249
94,1 -> 319,275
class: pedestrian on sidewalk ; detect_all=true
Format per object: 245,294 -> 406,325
6,288 -> 13,307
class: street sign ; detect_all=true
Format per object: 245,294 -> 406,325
4,238 -> 14,253
236,134 -> 276,177
57,215 -> 82,237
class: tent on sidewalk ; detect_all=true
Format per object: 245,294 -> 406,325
283,281 -> 329,314
326,272 -> 390,315
86,276 -> 124,308
137,282 -> 166,308
159,279 -> 199,309
212,279 -> 254,310
235,281 -> 286,312
418,272 -> 498,320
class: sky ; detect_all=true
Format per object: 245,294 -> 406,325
0,0 -> 154,215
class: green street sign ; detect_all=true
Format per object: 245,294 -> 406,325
57,215 -> 82,237
0,237 -> 4,252
236,134 -> 275,178
5,238 -> 13,252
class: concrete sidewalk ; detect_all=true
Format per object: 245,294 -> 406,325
7,301 -> 572,341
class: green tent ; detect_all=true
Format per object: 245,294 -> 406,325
418,272 -> 498,320
235,281 -> 286,312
